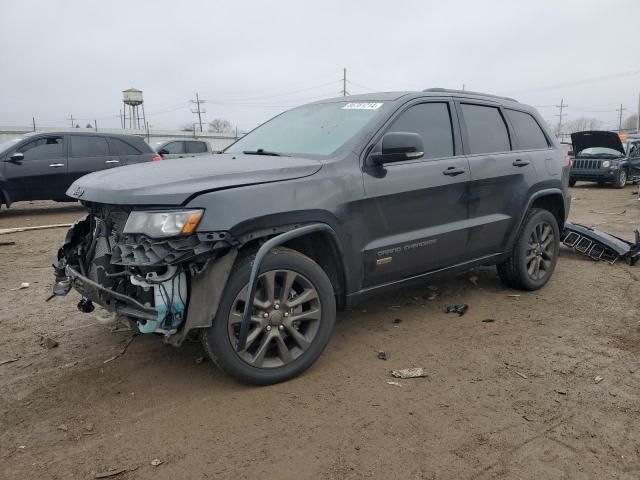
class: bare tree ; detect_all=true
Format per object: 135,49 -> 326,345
208,118 -> 233,134
85,123 -> 93,129
623,114 -> 638,131
561,117 -> 602,134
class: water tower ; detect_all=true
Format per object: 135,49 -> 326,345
122,88 -> 146,129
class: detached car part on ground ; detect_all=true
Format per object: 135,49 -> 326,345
52,89 -> 571,385
568,131 -> 640,188
562,222 -> 640,265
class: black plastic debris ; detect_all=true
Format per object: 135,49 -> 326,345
562,222 -> 640,265
445,304 -> 468,316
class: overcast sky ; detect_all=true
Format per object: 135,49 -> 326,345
1,0 -> 639,132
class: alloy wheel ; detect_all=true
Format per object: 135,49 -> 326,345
526,221 -> 555,281
227,269 -> 322,369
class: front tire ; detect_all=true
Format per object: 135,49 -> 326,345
497,208 -> 560,291
201,247 -> 336,385
613,169 -> 627,188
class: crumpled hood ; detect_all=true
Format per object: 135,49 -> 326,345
66,153 -> 322,205
570,131 -> 625,155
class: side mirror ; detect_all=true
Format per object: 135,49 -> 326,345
158,148 -> 169,156
370,132 -> 424,165
7,152 -> 24,162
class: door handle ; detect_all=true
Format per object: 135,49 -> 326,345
512,159 -> 530,167
105,160 -> 120,164
443,166 -> 466,176
49,163 -> 64,168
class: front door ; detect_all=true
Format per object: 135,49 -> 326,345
4,134 -> 67,201
457,102 -> 540,259
361,100 -> 471,288
160,141 -> 186,159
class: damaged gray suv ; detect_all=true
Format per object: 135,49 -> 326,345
52,89 -> 571,384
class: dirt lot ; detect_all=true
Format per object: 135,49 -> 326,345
1,186 -> 639,480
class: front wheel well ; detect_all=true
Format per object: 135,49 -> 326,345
530,194 -> 565,230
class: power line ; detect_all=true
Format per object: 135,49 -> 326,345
509,68 -> 640,95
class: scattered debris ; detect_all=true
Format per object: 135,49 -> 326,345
85,423 -> 95,432
427,285 -> 438,291
589,209 -> 626,215
41,336 -> 59,349
57,424 -> 68,432
469,275 -> 479,286
150,459 -> 163,467
562,222 -> 640,265
387,305 -> 401,311
522,415 -> 534,422
608,390 -> 617,397
0,358 -> 18,366
386,381 -> 402,387
556,389 -> 568,395
594,375 -> 604,384
103,334 -> 137,364
445,304 -> 468,316
10,282 -> 30,291
377,351 -> 390,361
0,223 -> 73,236
391,367 -> 427,379
514,371 -> 528,379
423,292 -> 438,301
507,294 -> 521,298
194,356 -> 205,364
393,318 -> 402,324
481,318 -> 496,323
0,241 -> 15,246
94,468 -> 131,478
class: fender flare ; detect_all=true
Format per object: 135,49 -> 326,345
505,188 -> 567,252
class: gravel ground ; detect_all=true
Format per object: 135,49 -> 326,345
0,185 -> 639,480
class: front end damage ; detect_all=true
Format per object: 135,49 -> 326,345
52,203 -> 237,346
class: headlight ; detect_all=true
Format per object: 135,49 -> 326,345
123,209 -> 203,237
601,160 -> 611,168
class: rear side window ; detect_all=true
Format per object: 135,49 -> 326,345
18,136 -> 64,160
186,141 -> 207,154
162,141 -> 185,154
387,102 -> 454,159
461,104 -> 510,154
109,138 -> 140,155
70,136 -> 109,157
506,109 -> 549,150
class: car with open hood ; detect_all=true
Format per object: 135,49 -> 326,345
569,130 -> 640,188
51,89 -> 571,385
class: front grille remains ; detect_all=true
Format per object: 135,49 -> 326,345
572,159 -> 602,170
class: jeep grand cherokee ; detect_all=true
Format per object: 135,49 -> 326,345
52,88 -> 571,385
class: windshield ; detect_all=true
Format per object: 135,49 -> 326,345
0,137 -> 23,152
576,147 -> 623,158
225,101 -> 387,157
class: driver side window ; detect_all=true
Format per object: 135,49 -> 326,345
387,103 -> 455,159
18,136 -> 64,160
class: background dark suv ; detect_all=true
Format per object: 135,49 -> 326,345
0,132 -> 159,208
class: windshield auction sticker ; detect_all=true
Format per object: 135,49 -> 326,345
342,102 -> 384,110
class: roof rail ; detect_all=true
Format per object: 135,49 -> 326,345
422,88 -> 518,103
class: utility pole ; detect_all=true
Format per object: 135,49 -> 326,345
341,68 -> 349,97
616,104 -> 626,132
462,84 -> 466,91
32,117 -> 36,132
555,98 -> 568,138
190,93 -> 206,132
68,114 -> 75,128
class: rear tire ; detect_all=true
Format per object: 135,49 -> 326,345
613,169 -> 627,188
497,208 -> 560,291
201,247 -> 336,385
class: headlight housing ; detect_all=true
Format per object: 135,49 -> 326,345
123,209 -> 203,237
601,160 -> 611,168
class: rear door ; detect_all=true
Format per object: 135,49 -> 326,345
457,101 -> 538,259
67,135 -> 114,186
361,99 -> 471,287
4,135 -> 67,200
185,140 -> 209,156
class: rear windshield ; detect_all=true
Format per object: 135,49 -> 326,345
225,102 -> 387,157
